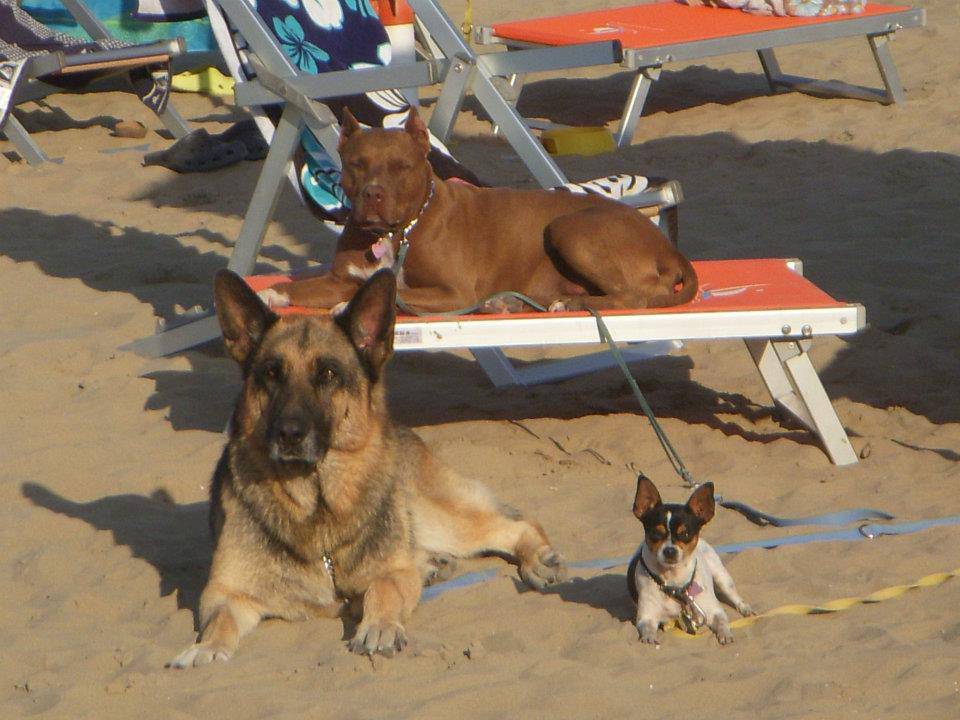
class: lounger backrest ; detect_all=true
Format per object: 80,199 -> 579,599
0,0 -> 127,61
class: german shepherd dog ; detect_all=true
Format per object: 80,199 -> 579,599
169,269 -> 566,667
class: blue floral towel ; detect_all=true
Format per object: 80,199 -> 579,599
255,0 -> 422,218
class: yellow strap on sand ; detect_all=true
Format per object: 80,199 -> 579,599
666,567 -> 960,639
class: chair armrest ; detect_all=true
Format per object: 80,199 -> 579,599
234,60 -> 445,108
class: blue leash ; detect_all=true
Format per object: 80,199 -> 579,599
421,514 -> 960,602
715,496 -> 892,528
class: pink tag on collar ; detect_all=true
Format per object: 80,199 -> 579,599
686,582 -> 703,597
371,239 -> 391,260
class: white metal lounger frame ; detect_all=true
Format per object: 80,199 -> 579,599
124,0 -> 681,362
0,0 -> 191,165
390,259 -> 864,466
476,5 -> 925,148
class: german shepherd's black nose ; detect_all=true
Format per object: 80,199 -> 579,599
277,418 -> 306,448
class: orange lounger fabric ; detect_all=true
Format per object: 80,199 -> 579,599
489,2 -> 912,50
245,258 -> 848,321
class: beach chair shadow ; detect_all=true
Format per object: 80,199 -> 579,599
509,66 -> 772,128
21,482 -> 211,622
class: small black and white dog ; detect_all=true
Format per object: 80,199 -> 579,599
628,475 -> 754,645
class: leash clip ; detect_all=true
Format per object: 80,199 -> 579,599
858,523 -> 878,539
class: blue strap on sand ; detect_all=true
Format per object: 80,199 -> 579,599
715,496 -> 892,527
421,513 -> 960,602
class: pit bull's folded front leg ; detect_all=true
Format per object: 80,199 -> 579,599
261,274 -> 360,310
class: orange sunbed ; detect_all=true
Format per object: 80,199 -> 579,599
477,2 -> 925,146
246,258 -> 851,320
246,258 -> 863,466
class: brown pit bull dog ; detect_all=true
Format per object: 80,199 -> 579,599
260,108 -> 697,314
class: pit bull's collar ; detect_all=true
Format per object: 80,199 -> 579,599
370,179 -> 435,272
373,179 -> 434,246
639,552 -> 698,602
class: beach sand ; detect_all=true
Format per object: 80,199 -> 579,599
2,0 -> 959,717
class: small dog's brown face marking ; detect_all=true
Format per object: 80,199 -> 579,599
632,476 -> 716,566
669,520 -> 700,557
338,107 -> 432,231
643,522 -> 669,555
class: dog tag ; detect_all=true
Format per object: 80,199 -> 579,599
678,609 -> 698,635
371,238 -> 392,260
686,582 -> 703,597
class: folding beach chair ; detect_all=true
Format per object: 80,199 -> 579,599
0,0 -> 191,165
123,0 -> 683,363
247,258 -> 865,466
476,2 -> 925,147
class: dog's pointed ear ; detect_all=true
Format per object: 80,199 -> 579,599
632,474 -> 662,520
337,269 -> 396,379
214,270 -> 277,365
687,482 -> 716,524
404,106 -> 430,155
339,107 -> 362,148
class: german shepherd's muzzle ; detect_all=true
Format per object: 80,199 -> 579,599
265,378 -> 328,465
169,269 -> 567,667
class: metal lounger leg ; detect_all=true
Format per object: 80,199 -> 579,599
2,113 -> 53,165
471,70 -> 567,188
615,66 -> 659,148
868,33 -> 906,104
745,338 -> 858,466
156,104 -> 192,139
428,55 -> 474,143
470,348 -> 521,387
471,341 -> 682,388
490,72 -> 525,137
756,48 -> 784,93
755,32 -> 904,104
227,105 -> 304,274
409,0 -> 567,187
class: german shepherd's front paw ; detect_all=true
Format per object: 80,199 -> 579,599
167,641 -> 233,669
519,547 -> 567,590
349,621 -> 408,657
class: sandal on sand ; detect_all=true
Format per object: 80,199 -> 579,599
142,129 -> 248,173
214,119 -> 269,161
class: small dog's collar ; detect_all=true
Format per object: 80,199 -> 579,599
639,552 -> 706,634
639,552 -> 697,602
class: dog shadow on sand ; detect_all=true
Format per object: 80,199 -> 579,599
541,573 -> 636,624
21,482 -> 212,624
